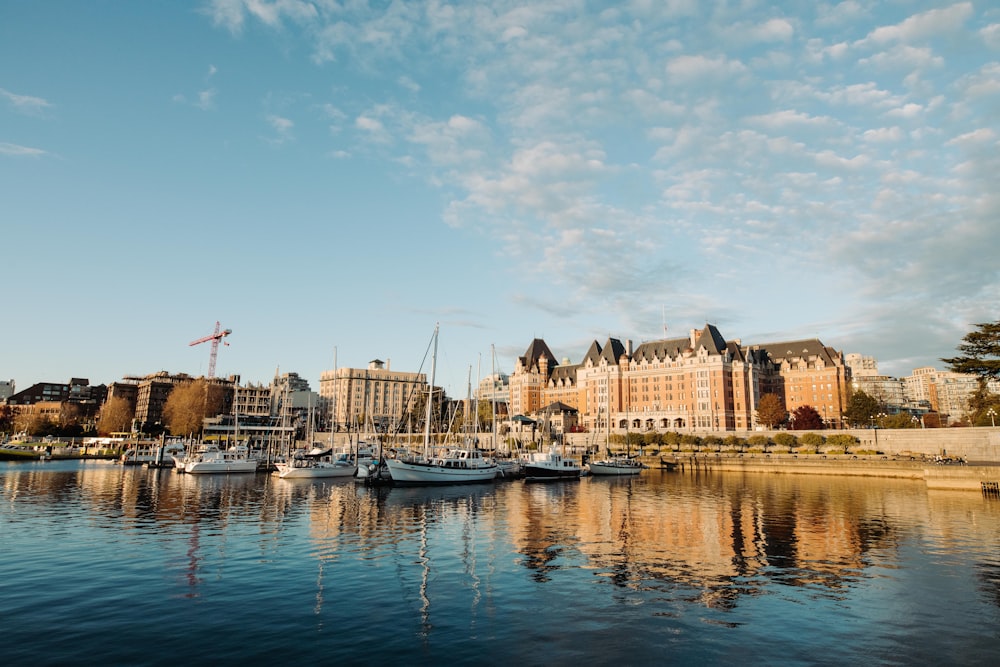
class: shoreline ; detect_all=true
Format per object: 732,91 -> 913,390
4,447 -> 999,494
649,452 -> 1000,492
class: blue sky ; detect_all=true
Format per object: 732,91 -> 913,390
2,1 -> 998,399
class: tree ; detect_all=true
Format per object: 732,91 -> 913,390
790,405 -> 823,430
942,320 -> 1000,382
844,391 -> 880,428
0,404 -> 12,433
756,393 -> 786,429
163,379 -> 227,438
97,397 -> 134,436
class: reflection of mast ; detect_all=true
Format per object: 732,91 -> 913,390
185,522 -> 201,596
418,506 -> 431,636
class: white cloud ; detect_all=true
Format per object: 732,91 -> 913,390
862,126 -> 902,143
0,88 -> 53,115
862,2 -> 973,45
665,55 -> 747,84
265,114 -> 294,144
0,142 -> 46,156
982,24 -> 1000,49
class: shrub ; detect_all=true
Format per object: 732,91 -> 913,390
800,432 -> 824,447
774,432 -> 797,448
826,434 -> 858,449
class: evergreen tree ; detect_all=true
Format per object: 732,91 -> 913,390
942,320 -> 1000,381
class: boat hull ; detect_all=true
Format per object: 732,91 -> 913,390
184,460 -> 258,474
385,458 -> 498,485
588,460 -> 643,476
277,463 -> 356,479
523,464 -> 581,481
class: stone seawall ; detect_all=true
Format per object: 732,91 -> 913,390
567,426 -> 1000,461
646,453 -> 1000,493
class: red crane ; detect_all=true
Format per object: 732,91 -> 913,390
189,321 -> 232,378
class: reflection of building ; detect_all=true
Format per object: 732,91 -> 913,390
508,325 -> 850,432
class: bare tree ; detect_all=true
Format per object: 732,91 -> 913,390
97,397 -> 134,435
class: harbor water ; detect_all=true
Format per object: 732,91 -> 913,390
2,460 -> 999,665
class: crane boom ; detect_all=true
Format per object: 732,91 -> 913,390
189,321 -> 232,378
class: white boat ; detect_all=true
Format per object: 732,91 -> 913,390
495,457 -> 523,478
523,445 -> 582,481
384,325 -> 499,485
120,442 -> 186,466
386,446 -> 499,485
275,446 -> 356,479
587,380 -> 643,476
183,444 -> 258,474
587,456 -> 644,476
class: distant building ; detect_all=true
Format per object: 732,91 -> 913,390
4,378 -> 107,432
902,367 -> 997,424
508,325 -> 851,432
0,379 -> 14,401
845,353 -> 879,378
319,359 -> 428,433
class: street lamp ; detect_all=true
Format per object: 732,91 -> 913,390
988,408 -> 997,427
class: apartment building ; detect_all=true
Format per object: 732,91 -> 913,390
509,324 -> 851,432
319,359 -> 428,433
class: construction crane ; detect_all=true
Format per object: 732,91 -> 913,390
189,321 -> 232,378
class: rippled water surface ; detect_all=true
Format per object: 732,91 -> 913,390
2,460 -> 999,665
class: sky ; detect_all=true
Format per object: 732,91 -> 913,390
2,0 -> 999,400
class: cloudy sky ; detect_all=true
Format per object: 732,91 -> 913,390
2,1 -> 998,398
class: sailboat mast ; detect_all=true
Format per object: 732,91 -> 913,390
329,347 -> 337,449
423,323 -> 439,456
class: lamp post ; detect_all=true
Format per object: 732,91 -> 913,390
988,408 -> 997,428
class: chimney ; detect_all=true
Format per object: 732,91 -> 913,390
690,329 -> 698,348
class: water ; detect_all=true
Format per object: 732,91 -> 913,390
2,461 -> 998,666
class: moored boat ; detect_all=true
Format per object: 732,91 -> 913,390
385,447 -> 499,485
523,446 -> 582,481
382,324 -> 499,486
121,443 -> 186,466
276,446 -> 356,479
183,444 -> 258,474
588,456 -> 644,476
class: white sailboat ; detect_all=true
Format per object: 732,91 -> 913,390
385,325 -> 499,485
588,375 -> 642,476
276,446 -> 356,479
277,354 -> 358,479
183,443 -> 258,474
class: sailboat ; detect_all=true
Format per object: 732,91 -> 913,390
276,353 -> 358,479
385,325 -> 499,485
588,374 -> 642,476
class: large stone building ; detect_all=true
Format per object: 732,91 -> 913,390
319,359 -> 429,434
509,324 -> 852,432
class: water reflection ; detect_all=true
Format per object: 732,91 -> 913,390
2,459 -> 999,662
